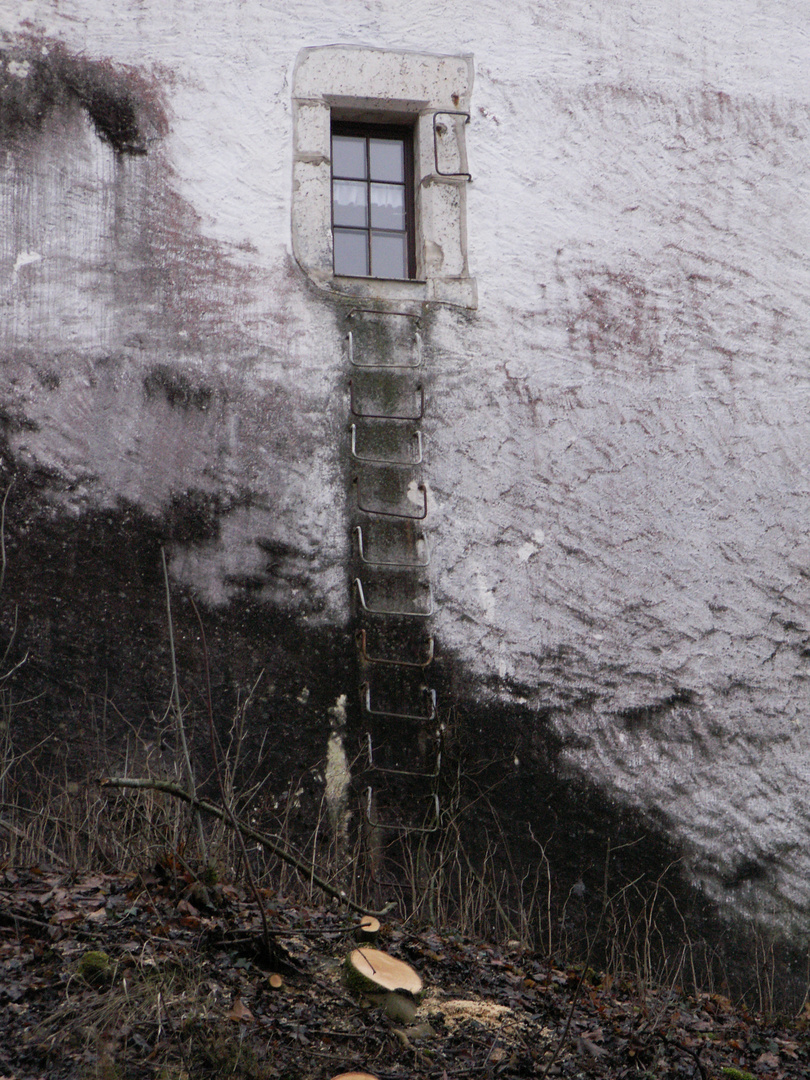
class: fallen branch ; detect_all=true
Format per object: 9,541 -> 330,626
99,776 -> 394,918
0,907 -> 56,933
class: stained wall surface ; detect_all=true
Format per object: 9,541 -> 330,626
2,0 -> 810,948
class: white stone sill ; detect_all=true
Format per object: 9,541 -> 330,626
324,274 -> 476,308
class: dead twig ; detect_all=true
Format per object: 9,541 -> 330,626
665,1034 -> 708,1080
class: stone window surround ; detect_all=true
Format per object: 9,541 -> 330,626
292,44 -> 476,309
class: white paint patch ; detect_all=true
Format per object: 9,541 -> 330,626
325,694 -> 351,841
497,656 -> 508,679
327,693 -> 347,729
470,562 -> 496,620
7,59 -> 30,79
11,251 -> 42,279
517,529 -> 545,561
407,478 -> 430,510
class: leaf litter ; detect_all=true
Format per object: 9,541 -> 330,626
0,865 -> 808,1080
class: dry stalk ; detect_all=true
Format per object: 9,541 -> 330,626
539,840 -> 614,1080
187,593 -> 272,956
160,547 -> 207,863
99,775 -> 393,918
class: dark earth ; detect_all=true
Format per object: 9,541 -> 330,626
0,864 -> 808,1080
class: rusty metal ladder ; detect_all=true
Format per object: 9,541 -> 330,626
346,307 -> 439,823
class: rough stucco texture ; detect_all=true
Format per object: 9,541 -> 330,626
2,0 -> 810,939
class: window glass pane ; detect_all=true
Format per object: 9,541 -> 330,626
332,136 -> 367,179
371,232 -> 408,279
334,228 -> 369,276
333,180 -> 368,227
369,138 -> 404,182
370,184 -> 405,231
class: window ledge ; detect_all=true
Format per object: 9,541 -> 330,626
327,274 -> 476,308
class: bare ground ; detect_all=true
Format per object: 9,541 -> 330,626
1,864 -> 808,1080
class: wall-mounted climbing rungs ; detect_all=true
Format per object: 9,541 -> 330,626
355,577 -> 434,617
356,629 -> 434,668
360,681 -> 437,720
345,305 -> 438,750
350,424 -> 423,466
355,525 -> 430,567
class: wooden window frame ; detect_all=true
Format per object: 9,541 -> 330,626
331,120 -> 417,281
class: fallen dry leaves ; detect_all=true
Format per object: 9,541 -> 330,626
0,865 -> 808,1079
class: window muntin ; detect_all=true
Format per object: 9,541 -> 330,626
331,122 -> 415,280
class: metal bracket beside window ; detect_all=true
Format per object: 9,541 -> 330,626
433,111 -> 472,181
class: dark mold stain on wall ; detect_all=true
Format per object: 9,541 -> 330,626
144,366 -> 214,411
1,35 -> 276,361
0,42 -> 165,154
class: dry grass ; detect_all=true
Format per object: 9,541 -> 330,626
2,688 -> 809,1017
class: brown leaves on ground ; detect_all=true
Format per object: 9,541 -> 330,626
0,865 -> 808,1080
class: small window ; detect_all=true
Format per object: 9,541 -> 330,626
331,122 -> 415,280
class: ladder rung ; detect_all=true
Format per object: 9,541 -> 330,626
355,578 -> 434,618
356,629 -> 434,668
360,682 -> 437,721
350,424 -> 423,466
350,380 -> 424,421
349,329 -> 423,370
355,479 -> 427,520
355,525 -> 429,567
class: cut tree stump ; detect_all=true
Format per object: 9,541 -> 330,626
356,916 -> 380,942
345,947 -> 423,1023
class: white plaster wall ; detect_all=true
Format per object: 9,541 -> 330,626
3,0 -> 810,934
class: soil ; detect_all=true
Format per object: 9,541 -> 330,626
0,864 -> 807,1080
